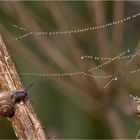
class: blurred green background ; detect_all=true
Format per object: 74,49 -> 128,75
0,1 -> 140,139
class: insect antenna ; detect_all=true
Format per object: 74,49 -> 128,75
25,83 -> 33,92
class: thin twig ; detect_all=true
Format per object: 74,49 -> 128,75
0,34 -> 49,139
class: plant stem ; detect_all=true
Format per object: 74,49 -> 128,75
0,34 -> 49,139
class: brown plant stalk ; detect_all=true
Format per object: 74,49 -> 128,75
0,34 -> 49,139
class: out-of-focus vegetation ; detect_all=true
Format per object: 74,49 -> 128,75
0,1 -> 140,139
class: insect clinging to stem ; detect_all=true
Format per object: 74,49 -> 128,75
0,83 -> 33,118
